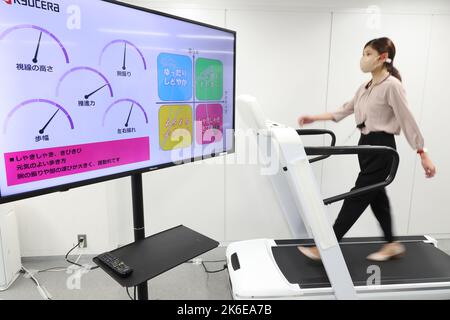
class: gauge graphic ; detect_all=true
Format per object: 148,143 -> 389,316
103,98 -> 148,127
56,66 -> 114,100
99,39 -> 147,70
0,24 -> 70,64
3,99 -> 74,135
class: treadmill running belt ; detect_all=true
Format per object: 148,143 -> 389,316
272,242 -> 450,288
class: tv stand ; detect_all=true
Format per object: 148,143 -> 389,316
93,172 -> 219,300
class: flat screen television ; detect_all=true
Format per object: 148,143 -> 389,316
0,0 -> 236,203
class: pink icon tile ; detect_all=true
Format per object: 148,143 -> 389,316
195,104 -> 223,145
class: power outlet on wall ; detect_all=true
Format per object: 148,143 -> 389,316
77,234 -> 87,248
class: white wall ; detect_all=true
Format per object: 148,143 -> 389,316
224,10 -> 331,240
408,15 -> 450,236
1,0 -> 450,257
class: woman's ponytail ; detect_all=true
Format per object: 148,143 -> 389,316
386,62 -> 402,82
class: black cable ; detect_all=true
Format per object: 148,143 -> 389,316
65,240 -> 84,267
34,241 -> 99,273
126,287 -> 135,300
201,261 -> 227,274
184,259 -> 228,273
64,240 -> 100,270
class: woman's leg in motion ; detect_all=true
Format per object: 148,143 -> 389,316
370,188 -> 393,243
298,132 -> 401,261
298,135 -> 376,261
333,192 -> 372,241
333,153 -> 379,242
367,188 -> 406,261
298,178 -> 374,261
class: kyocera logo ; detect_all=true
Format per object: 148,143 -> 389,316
3,0 -> 60,13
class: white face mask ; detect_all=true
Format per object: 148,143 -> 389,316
360,54 -> 383,73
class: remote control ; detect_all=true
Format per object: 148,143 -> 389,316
97,252 -> 133,277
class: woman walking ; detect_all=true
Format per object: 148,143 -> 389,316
297,37 -> 436,261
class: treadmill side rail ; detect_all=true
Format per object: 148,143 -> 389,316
272,127 -> 357,300
260,131 -> 310,239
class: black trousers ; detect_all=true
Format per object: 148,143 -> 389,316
333,131 -> 397,243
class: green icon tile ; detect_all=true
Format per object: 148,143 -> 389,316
196,58 -> 223,101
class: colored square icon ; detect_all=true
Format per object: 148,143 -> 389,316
158,53 -> 193,101
159,105 -> 193,150
196,58 -> 223,101
195,104 -> 223,145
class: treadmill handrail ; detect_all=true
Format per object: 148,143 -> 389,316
296,129 -> 336,163
304,146 -> 399,205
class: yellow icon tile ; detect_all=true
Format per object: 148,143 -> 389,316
159,105 -> 193,151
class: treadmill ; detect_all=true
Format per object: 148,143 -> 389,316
226,95 -> 450,300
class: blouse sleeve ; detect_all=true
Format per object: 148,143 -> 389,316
387,81 -> 425,150
330,88 -> 359,122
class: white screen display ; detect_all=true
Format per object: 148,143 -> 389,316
0,0 -> 235,201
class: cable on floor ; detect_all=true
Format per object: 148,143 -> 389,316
21,266 -> 52,300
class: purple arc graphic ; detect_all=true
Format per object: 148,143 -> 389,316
56,66 -> 114,97
103,98 -> 148,126
0,24 -> 70,64
3,99 -> 74,134
99,39 -> 147,70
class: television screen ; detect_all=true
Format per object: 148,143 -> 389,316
0,0 -> 236,203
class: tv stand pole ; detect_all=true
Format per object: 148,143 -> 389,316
131,172 -> 148,300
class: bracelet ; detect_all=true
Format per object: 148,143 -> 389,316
417,148 -> 428,155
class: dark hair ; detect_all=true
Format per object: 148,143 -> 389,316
364,37 -> 402,82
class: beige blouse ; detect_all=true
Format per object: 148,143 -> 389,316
331,75 -> 425,150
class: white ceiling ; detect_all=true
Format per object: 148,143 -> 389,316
120,0 -> 450,13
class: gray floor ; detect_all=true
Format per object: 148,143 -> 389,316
2,243 -> 450,300
0,247 -> 231,300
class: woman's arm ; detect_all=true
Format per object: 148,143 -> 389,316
419,151 -> 436,178
387,82 -> 425,150
298,87 -> 360,127
387,82 -> 436,178
297,112 -> 334,126
298,100 -> 355,126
